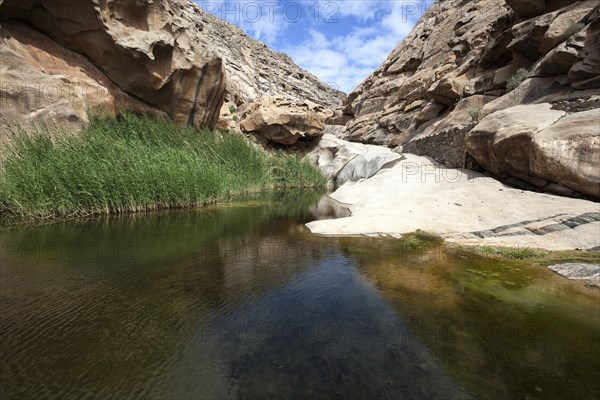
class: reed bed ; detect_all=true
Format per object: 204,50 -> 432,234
0,113 -> 326,221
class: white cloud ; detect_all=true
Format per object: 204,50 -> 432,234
334,0 -> 381,21
335,31 -> 396,68
287,28 -> 393,93
245,14 -> 286,43
287,5 -> 422,92
381,1 -> 424,36
196,0 -> 290,43
195,0 -> 432,93
284,1 -> 434,92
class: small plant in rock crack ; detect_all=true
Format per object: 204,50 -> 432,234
506,68 -> 529,92
228,105 -> 240,123
468,107 -> 482,121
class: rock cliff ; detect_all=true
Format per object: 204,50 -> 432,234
339,0 -> 599,199
0,0 -> 343,134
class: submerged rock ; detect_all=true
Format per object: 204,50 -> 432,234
548,263 -> 600,286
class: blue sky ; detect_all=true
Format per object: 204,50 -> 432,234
194,1 -> 434,93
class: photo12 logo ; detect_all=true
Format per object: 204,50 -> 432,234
199,1 -> 340,24
198,1 -> 435,25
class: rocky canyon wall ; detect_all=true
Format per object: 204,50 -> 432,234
339,0 -> 599,199
0,0 -> 344,134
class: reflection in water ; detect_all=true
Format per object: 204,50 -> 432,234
0,191 -> 598,399
343,239 -> 600,400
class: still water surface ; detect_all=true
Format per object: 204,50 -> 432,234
1,191 -> 599,399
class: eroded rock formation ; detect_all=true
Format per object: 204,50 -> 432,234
306,134 -> 402,184
466,104 -> 600,198
0,0 -> 343,135
239,98 -> 332,145
340,0 -> 600,199
306,153 -> 600,251
0,20 -> 164,134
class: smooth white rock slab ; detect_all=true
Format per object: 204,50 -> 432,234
307,154 -> 600,251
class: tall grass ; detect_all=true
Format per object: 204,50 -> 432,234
0,113 -> 326,221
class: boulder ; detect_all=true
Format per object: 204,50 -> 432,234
466,104 -> 600,199
337,152 -> 402,185
240,98 -> 331,145
531,110 -> 600,198
305,134 -> 365,180
306,134 -> 402,183
465,104 -> 566,181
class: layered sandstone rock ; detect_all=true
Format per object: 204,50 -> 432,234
465,104 -> 567,184
341,0 -> 600,199
0,0 -> 343,135
1,0 -> 227,130
306,154 -> 600,251
197,9 -> 344,107
239,98 -> 331,145
530,109 -> 600,198
465,103 -> 600,198
0,20 -> 163,135
306,134 -> 402,184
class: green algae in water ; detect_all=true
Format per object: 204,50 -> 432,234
1,194 -> 599,400
343,239 -> 600,400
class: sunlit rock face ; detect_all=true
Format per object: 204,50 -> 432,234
0,19 -> 166,135
340,0 -> 599,199
239,98 -> 333,145
0,0 -> 344,135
